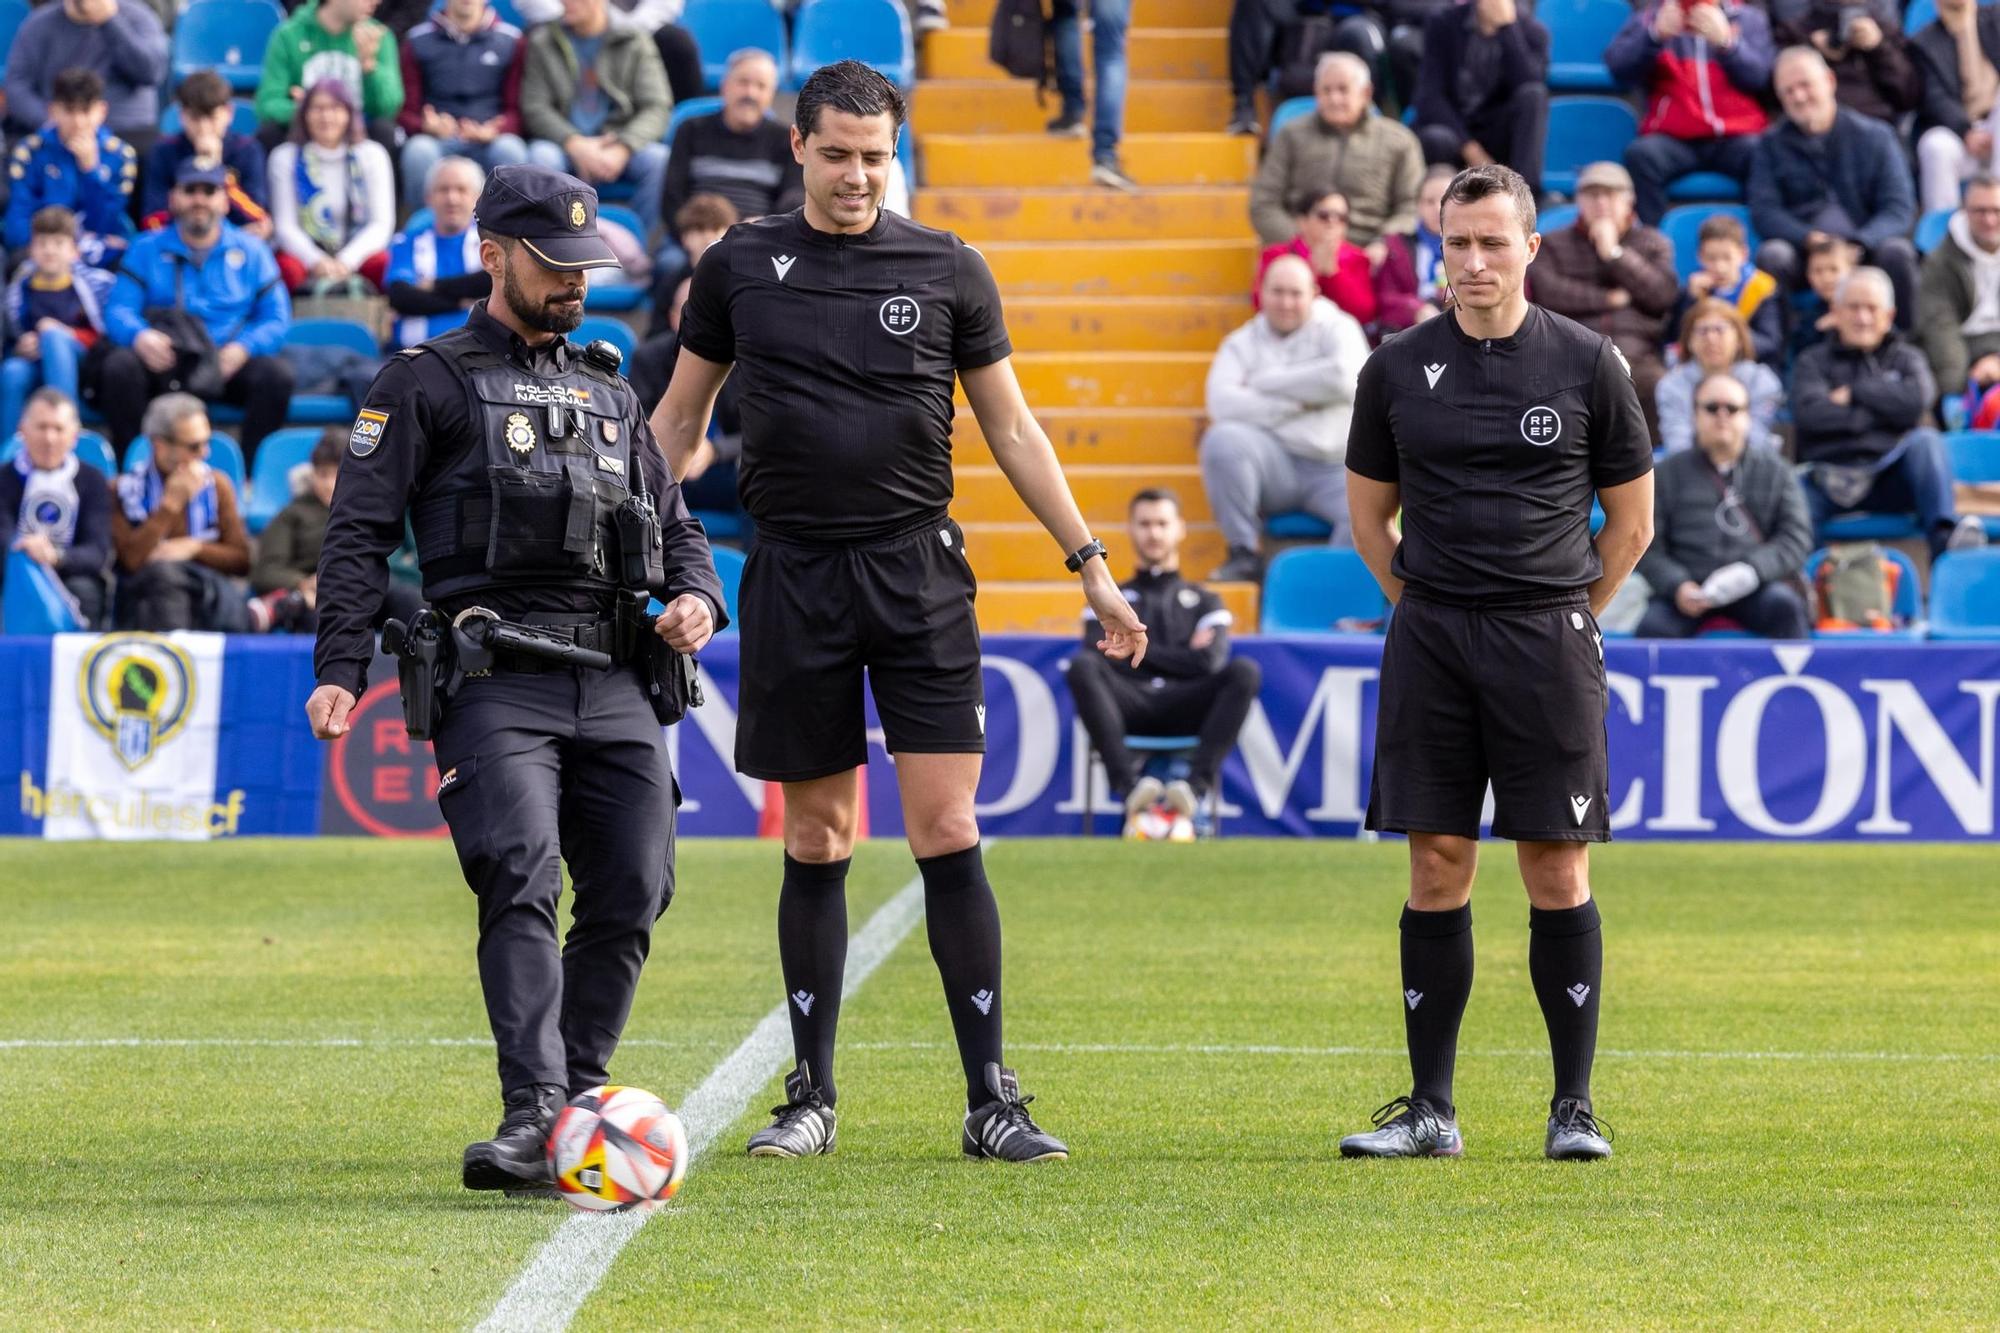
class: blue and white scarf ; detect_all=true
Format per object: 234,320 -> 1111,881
395,223 -> 481,347
296,145 -> 371,258
15,450 -> 82,551
116,458 -> 218,541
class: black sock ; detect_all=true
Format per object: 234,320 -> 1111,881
917,844 -> 1004,1108
777,853 -> 849,1107
1400,904 -> 1474,1118
1529,900 -> 1602,1113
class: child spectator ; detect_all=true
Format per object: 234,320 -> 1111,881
3,69 -> 137,266
645,193 -> 738,338
396,0 -> 531,210
1784,233 -> 1859,378
268,80 -> 396,292
141,72 -> 273,239
249,429 -> 342,634
1679,213 -> 1781,365
1,208 -> 113,441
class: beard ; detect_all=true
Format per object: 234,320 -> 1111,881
501,261 -> 585,334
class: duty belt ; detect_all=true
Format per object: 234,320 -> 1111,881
454,608 -> 624,675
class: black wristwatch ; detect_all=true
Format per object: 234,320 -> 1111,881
1064,538 -> 1108,573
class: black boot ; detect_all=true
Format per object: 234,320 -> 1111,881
463,1083 -> 565,1193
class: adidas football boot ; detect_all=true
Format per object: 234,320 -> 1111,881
747,1060 -> 838,1157
1545,1097 -> 1613,1161
963,1063 -> 1069,1162
463,1083 -> 564,1193
1338,1095 -> 1464,1158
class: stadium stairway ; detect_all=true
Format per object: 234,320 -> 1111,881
915,0 -> 1257,634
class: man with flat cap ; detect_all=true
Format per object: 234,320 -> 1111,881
306,164 -> 728,1195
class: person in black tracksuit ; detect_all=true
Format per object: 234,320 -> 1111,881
306,165 -> 726,1195
1067,488 -> 1262,833
651,62 -> 1148,1164
1338,165 -> 1655,1164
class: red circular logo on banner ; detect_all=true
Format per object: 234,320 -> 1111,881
328,682 -> 449,838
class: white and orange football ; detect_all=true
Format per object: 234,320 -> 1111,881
548,1085 -> 689,1213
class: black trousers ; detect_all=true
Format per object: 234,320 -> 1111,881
1415,84 -> 1550,193
655,23 -> 707,103
1636,581 -> 1811,640
1066,650 -> 1262,797
82,341 -> 295,459
113,560 -> 251,632
431,663 -> 679,1096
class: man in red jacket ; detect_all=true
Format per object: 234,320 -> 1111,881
1606,0 -> 1776,224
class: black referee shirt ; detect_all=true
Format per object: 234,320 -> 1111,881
1345,305 -> 1653,604
676,207 -> 1013,544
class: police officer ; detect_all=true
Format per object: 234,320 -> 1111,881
651,61 -> 1148,1163
1338,165 -> 1655,1163
305,165 -> 727,1194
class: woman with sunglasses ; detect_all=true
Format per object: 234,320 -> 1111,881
1654,296 -> 1785,455
1254,185 -> 1378,328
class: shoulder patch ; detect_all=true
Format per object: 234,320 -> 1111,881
349,408 -> 389,458
1610,343 -> 1633,378
396,346 -> 431,362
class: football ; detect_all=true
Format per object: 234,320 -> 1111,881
548,1085 -> 689,1213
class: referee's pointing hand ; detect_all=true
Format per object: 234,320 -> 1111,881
653,594 -> 716,655
1085,574 -> 1148,667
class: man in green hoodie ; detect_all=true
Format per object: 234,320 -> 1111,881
254,0 -> 404,159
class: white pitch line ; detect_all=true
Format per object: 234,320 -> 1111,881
471,866 -> 929,1333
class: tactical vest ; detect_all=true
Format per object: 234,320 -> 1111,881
408,326 -> 639,602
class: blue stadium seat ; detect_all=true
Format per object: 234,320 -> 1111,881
160,98 -> 259,139
709,543 -> 745,631
0,0 -> 29,63
1,431 -> 114,476
1544,0 -> 1627,91
1917,209 -> 1954,254
1269,96 -> 1315,139
284,319 -> 379,421
587,203 -> 653,311
1928,548 -> 2000,638
1265,511 -> 1331,539
1538,203 -> 1578,233
1542,96 -> 1639,197
1,549 -> 83,634
490,0 -> 525,26
1260,547 -> 1389,633
787,0 -> 914,91
1665,172 -> 1745,204
666,96 -> 725,146
574,316 -> 637,368
1905,0 -> 1937,35
123,431 -> 246,494
682,0 -> 788,91
172,0 -> 285,93
695,509 -> 748,542
1944,429 -> 2000,538
243,427 -> 323,535
1660,203 -> 1757,281
1821,512 -> 1922,541
1804,545 -> 1923,637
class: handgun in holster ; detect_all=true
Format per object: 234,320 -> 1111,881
617,588 -> 704,726
382,609 -> 450,740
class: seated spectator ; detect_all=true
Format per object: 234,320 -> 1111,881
645,193 -> 737,338
4,70 -> 137,267
1911,0 -> 2000,215
0,388 -> 113,627
513,0 -> 705,107
2,0 -> 168,154
1198,254 -> 1372,581
269,81 -> 397,293
1373,163 -> 1451,336
254,0 -> 404,159
520,0 -> 673,243
1636,370 -> 1813,639
249,429 -> 341,634
1250,53 -> 1424,255
1,208 -> 113,442
634,273 -> 746,521
1410,0 -> 1550,196
385,156 -> 491,349
1678,212 -> 1780,364
1770,0 -> 1920,124
1067,488 -> 1262,840
1750,47 -> 1919,328
1783,230 -> 1857,374
1792,267 -> 1987,557
1528,161 -> 1679,438
659,51 -> 802,245
1657,299 -> 1785,455
1918,174 -> 2000,413
1226,0 -> 1411,131
1255,187 -> 1376,327
397,0 -> 531,210
110,393 -> 253,632
142,72 -> 274,241
85,161 -> 294,458
1608,0 -> 1775,226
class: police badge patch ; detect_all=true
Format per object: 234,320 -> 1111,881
506,412 -> 537,454
602,420 -> 619,444
349,408 -> 388,457
570,200 -> 586,229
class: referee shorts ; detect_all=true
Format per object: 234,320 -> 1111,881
734,516 -> 985,783
1367,592 -> 1611,843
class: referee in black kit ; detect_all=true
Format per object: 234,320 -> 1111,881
1338,165 -> 1654,1163
307,165 -> 725,1193
651,61 -> 1148,1162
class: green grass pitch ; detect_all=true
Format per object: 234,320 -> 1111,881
1,839 -> 1995,1329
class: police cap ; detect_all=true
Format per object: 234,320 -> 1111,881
473,164 -> 621,271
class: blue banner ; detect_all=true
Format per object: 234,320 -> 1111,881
6,635 -> 1999,840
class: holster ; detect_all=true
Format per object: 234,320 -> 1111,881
617,589 -> 704,726
382,610 -> 451,741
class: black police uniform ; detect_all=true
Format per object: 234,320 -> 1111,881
1067,566 -> 1262,800
313,171 -> 726,1130
1345,305 -> 1653,841
676,207 -> 1011,780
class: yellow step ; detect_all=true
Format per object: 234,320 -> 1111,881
979,239 -> 1256,298
952,407 -> 1207,463
944,0 -> 1226,26
919,187 -> 1252,242
961,521 -> 1230,582
924,133 -> 1255,188
972,351 -> 1210,409
976,579 -> 1256,635
957,463 -> 1210,522
914,79 -> 1234,135
925,28 -> 1228,81
999,296 -> 1247,352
